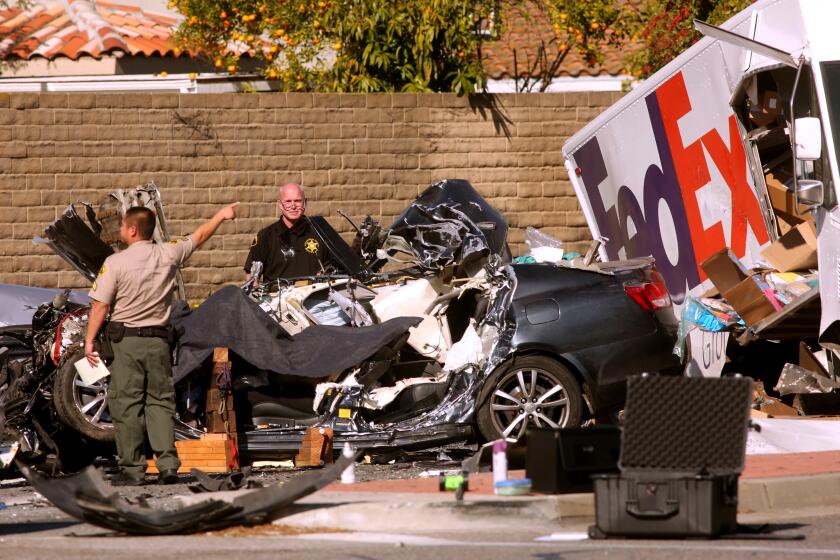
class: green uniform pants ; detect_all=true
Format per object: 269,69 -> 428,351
107,336 -> 180,478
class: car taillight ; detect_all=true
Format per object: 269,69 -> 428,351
624,269 -> 672,312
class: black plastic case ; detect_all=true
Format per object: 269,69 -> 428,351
591,473 -> 739,538
526,426 -> 619,494
590,375 -> 753,539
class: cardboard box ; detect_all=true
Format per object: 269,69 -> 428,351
775,211 -> 805,236
760,221 -> 818,272
800,342 -> 831,378
700,249 -> 776,326
765,174 -> 814,226
700,249 -> 748,289
724,277 -> 778,325
752,381 -> 799,417
750,91 -> 782,126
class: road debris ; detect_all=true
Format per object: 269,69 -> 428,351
15,452 -> 356,535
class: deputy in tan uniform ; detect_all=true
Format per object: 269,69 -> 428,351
85,202 -> 238,486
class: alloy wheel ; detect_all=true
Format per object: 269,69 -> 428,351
489,366 -> 571,440
72,374 -> 113,430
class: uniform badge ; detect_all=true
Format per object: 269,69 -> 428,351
304,238 -> 319,254
251,235 -> 259,248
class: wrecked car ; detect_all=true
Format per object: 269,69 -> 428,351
0,179 -> 680,470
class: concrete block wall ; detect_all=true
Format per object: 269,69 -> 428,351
0,91 -> 620,299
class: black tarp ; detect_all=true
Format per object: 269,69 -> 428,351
172,286 -> 420,382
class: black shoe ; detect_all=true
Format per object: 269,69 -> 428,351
158,468 -> 180,485
111,472 -> 145,487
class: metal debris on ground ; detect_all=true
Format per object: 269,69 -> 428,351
188,466 -> 263,494
15,452 -> 357,535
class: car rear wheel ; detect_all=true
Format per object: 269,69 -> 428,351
477,355 -> 582,442
53,351 -> 116,443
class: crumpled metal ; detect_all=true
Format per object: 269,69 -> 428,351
774,363 -> 840,396
35,204 -> 112,282
16,453 -> 356,535
384,179 -> 508,274
188,466 -> 262,493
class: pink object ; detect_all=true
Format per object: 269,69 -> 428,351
763,287 -> 784,311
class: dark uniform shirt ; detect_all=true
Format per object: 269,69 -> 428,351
244,218 -> 329,281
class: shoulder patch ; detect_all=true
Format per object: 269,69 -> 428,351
251,234 -> 259,248
97,264 -> 107,277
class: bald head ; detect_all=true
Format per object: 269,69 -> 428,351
278,183 -> 307,227
280,183 -> 305,201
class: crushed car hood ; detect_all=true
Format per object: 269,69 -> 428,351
383,179 -> 508,273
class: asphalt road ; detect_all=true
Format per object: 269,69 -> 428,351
2,448 -> 839,559
0,510 -> 837,560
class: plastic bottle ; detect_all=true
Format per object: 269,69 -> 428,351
340,442 -> 355,484
492,439 -> 508,492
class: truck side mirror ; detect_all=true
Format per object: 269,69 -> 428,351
795,117 -> 822,160
797,179 -> 824,208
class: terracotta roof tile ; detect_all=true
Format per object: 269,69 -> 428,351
0,0 -> 183,60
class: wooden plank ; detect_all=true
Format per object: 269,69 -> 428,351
294,427 -> 333,468
213,347 -> 229,362
146,434 -> 234,474
201,433 -> 230,441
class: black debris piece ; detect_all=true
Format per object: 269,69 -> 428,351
188,466 -> 262,493
40,204 -> 113,282
16,452 -> 356,535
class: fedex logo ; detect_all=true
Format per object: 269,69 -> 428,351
574,72 -> 769,303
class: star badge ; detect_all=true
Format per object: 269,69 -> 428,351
304,238 -> 319,254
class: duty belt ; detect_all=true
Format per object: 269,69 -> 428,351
123,326 -> 170,339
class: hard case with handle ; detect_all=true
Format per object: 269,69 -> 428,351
589,375 -> 753,539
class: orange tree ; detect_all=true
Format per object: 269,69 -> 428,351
627,0 -> 756,78
172,0 -> 639,93
508,0 -> 635,92
173,0 -> 499,92
538,0 -> 633,67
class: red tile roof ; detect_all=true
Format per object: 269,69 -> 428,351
482,1 -> 638,79
0,0 -> 182,60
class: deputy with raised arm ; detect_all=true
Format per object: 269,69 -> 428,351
85,202 -> 239,486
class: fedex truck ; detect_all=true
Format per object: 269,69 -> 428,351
562,0 -> 840,376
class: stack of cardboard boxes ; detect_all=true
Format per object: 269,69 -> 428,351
700,175 -> 818,328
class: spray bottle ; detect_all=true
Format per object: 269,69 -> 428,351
340,442 -> 355,484
492,439 -> 508,493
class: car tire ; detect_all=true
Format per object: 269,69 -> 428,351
476,355 -> 582,442
53,351 -> 116,444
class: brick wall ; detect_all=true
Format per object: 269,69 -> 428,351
0,91 -> 620,300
